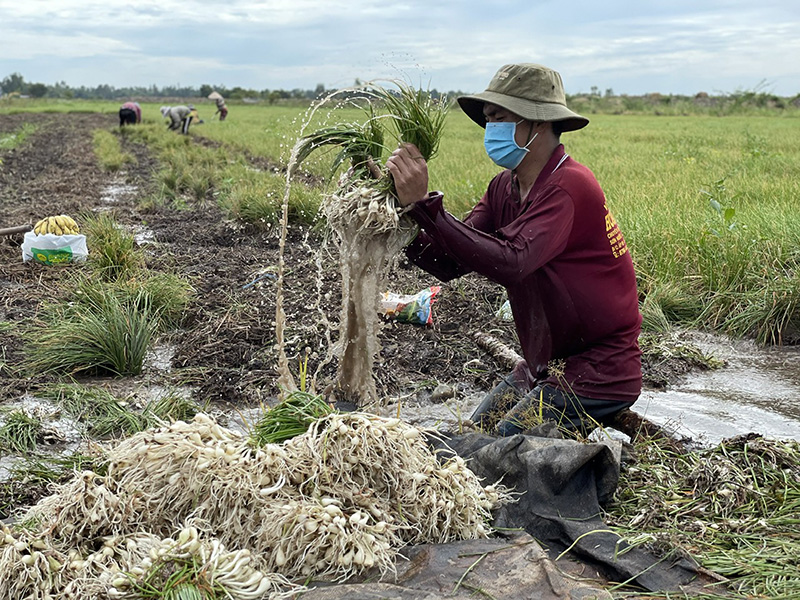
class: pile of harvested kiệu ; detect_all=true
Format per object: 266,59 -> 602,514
286,83 -> 447,405
1,404 -> 509,599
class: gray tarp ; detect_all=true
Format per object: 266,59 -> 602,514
302,425 -> 705,599
432,428 -> 700,592
303,533 -> 613,599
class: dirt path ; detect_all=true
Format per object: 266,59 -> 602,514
0,112 -> 521,411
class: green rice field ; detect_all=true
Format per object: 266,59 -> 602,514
4,97 -> 800,345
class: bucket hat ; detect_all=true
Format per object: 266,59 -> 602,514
458,63 -> 588,131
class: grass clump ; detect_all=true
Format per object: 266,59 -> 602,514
81,212 -> 144,280
26,291 -> 156,376
153,143 -> 224,203
46,383 -> 199,437
0,410 -> 42,452
218,161 -> 321,226
0,123 -> 36,151
92,128 -> 135,171
71,271 -> 192,331
605,435 -> 800,599
0,322 -> 19,377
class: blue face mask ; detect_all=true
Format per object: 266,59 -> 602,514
484,120 -> 537,170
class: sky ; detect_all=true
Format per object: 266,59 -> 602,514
1,0 -> 799,97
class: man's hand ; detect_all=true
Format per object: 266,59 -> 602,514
385,143 -> 429,208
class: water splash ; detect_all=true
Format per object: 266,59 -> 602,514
275,83 -> 430,405
275,90 -> 353,396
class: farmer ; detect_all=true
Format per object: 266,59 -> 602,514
119,101 -> 141,126
211,92 -> 228,121
386,63 -> 642,436
161,104 -> 197,134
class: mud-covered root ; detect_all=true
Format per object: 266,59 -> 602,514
324,184 -> 407,234
322,179 -> 418,405
108,526 -> 306,600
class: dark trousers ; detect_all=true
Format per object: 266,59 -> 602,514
181,116 -> 193,135
119,108 -> 137,126
471,377 -> 632,437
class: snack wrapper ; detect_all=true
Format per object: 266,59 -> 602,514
380,286 -> 441,326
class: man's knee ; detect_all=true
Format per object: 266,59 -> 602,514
498,385 -> 632,436
469,375 -> 527,433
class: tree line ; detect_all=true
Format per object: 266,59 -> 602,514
3,71 -> 796,115
0,73 -> 454,104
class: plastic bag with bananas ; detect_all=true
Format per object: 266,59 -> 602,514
33,215 -> 80,236
22,214 -> 88,264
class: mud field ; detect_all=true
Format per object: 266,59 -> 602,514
0,112 -> 519,408
0,112 -> 683,420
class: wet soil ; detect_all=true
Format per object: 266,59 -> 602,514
2,113 -> 796,600
0,112 -> 689,418
0,113 -> 518,408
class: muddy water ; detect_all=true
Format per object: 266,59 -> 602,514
632,332 -> 800,446
99,182 -> 138,204
382,332 -> 800,448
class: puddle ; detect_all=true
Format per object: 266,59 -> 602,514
144,343 -> 176,373
382,385 -> 483,432
632,332 -> 800,445
99,182 -> 138,204
0,457 -> 15,481
133,226 -> 157,245
225,406 -> 263,436
0,394 -> 84,479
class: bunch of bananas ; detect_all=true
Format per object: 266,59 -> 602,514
33,214 -> 80,236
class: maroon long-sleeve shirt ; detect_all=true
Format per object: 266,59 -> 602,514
405,144 -> 642,404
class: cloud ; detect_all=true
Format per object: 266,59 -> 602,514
1,0 -> 798,95
1,31 -> 138,60
0,0 -> 414,29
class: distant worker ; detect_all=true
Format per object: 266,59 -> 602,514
119,101 -> 142,126
210,91 -> 228,121
161,105 -> 200,135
